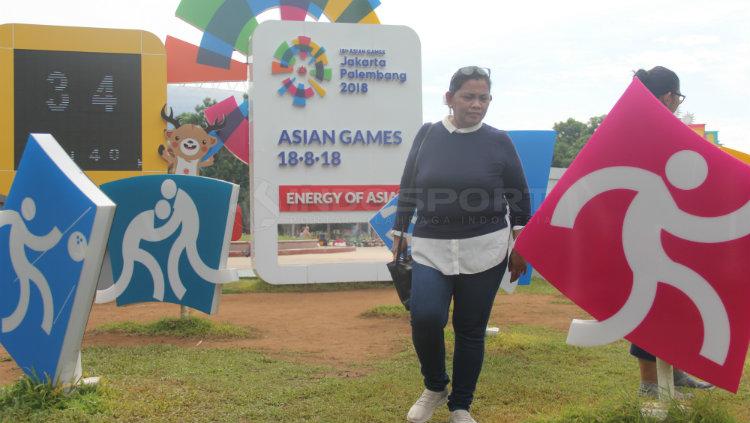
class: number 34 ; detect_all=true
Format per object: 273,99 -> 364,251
46,71 -> 118,112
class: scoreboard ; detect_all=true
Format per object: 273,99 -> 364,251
1,24 -> 166,195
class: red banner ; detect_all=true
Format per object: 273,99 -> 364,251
279,185 -> 399,212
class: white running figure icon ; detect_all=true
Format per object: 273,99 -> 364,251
95,179 -> 181,304
0,197 -> 62,335
551,150 -> 750,366
166,181 -> 237,299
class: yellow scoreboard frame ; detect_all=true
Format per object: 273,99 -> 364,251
0,23 -> 166,195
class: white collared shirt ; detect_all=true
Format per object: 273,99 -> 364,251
409,116 -> 521,275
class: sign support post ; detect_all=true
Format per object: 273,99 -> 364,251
656,359 -> 675,401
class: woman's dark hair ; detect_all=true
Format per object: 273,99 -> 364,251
634,66 -> 680,97
449,66 -> 492,93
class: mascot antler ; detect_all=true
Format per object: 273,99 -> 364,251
161,105 -> 182,129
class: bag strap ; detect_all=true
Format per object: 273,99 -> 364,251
395,123 -> 434,258
401,123 -> 434,233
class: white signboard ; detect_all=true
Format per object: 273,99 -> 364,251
251,21 -> 421,284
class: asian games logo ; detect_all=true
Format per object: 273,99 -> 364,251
272,36 -> 332,107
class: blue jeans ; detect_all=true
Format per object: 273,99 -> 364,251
410,260 -> 505,411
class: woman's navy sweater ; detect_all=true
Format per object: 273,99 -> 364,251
394,123 -> 531,239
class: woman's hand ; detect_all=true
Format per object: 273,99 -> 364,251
509,250 -> 528,282
391,235 -> 409,260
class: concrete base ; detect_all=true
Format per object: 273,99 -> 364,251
278,246 -> 357,256
62,376 -> 100,394
228,242 -> 357,257
641,402 -> 669,420
641,401 -> 687,420
80,376 -> 100,387
278,239 -> 320,250
226,247 -> 391,276
229,241 -> 251,257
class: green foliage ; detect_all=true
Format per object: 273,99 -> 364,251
552,115 -> 606,167
92,316 -> 256,339
176,97 -> 217,125
202,148 -> 250,230
360,304 -> 409,318
0,376 -> 108,422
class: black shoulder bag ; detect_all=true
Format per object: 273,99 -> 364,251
387,123 -> 434,310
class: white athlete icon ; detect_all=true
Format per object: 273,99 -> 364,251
0,198 -> 62,335
166,180 -> 237,299
95,180 -> 181,304
551,150 -> 750,366
96,179 -> 236,303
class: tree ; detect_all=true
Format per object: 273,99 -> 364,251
177,97 -> 218,125
178,98 -> 251,233
552,115 -> 606,167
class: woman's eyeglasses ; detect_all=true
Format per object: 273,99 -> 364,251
674,92 -> 686,104
456,66 -> 491,78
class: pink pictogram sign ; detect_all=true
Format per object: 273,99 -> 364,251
515,78 -> 750,392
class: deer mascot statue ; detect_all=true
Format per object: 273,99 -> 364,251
159,105 -> 225,176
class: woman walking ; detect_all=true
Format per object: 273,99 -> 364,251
392,66 -> 530,423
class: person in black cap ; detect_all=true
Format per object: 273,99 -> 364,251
631,65 -> 714,397
635,66 -> 684,115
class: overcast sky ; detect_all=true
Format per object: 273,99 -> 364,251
4,0 -> 749,149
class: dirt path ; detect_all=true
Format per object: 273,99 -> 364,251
0,289 -> 584,385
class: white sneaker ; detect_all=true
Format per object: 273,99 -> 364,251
449,409 -> 478,423
406,388 -> 448,423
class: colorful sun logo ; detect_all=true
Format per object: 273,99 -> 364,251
272,36 -> 332,107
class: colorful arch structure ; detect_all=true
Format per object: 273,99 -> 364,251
166,36 -> 250,83
167,0 -> 380,82
721,146 -> 750,165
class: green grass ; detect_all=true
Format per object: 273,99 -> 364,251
91,316 -> 257,339
0,376 -> 108,422
514,276 -> 564,296
222,276 -> 558,296
222,277 -> 392,294
360,304 -> 409,319
540,394 -> 738,422
3,324 -> 747,422
665,394 -> 739,422
474,325 -> 748,423
3,280 -> 749,422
